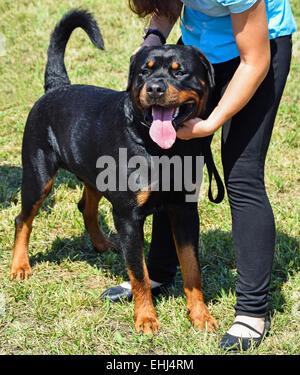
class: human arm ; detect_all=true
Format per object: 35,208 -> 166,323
135,3 -> 182,50
176,0 -> 271,139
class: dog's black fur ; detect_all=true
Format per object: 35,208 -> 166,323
10,10 -> 223,333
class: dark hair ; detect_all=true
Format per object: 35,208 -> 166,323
128,0 -> 182,22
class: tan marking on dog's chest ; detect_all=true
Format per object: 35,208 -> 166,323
136,188 -> 151,206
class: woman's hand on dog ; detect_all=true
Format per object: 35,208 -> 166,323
176,117 -> 217,140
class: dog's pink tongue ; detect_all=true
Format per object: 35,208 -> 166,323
149,106 -> 176,149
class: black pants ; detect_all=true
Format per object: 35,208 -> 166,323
147,35 -> 292,317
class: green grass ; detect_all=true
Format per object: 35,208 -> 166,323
0,0 -> 299,355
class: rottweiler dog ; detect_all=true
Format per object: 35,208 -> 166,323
10,10 -> 223,334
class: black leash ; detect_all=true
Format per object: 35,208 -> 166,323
203,138 -> 225,204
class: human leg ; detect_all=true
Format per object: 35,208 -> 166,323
220,35 -> 292,349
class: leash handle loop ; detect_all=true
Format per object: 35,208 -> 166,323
204,138 -> 225,204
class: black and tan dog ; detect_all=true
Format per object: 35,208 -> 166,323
10,10 -> 223,334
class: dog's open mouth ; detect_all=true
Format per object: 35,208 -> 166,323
144,101 -> 196,149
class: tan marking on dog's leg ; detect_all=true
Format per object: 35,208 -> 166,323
173,242 -> 218,331
82,184 -> 116,253
128,257 -> 161,335
10,177 -> 55,281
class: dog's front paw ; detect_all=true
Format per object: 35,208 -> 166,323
134,311 -> 161,335
188,304 -> 218,332
9,261 -> 32,281
93,239 -> 119,254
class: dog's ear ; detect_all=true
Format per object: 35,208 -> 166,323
126,54 -> 137,91
126,47 -> 147,91
192,47 -> 215,89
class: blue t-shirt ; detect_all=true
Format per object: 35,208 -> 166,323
180,0 -> 297,63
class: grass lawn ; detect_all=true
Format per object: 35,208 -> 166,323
0,0 -> 299,355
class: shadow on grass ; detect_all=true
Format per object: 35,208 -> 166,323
29,209 -> 127,276
0,165 -> 81,210
0,165 -> 22,209
29,207 -> 299,317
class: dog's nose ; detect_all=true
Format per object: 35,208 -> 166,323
146,81 -> 166,99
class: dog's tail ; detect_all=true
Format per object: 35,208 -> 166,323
44,9 -> 104,93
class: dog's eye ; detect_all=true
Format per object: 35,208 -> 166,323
175,70 -> 185,77
140,69 -> 149,76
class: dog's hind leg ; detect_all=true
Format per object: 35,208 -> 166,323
10,159 -> 57,281
80,184 -> 117,253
